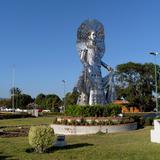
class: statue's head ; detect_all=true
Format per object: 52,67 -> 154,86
88,31 -> 96,41
77,19 -> 105,58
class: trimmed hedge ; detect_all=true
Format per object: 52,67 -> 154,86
65,104 -> 121,117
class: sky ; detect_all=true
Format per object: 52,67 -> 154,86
1,0 -> 160,98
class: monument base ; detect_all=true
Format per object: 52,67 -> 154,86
51,123 -> 137,135
151,119 -> 160,143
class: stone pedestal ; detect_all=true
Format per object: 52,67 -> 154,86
32,109 -> 38,117
151,119 -> 160,143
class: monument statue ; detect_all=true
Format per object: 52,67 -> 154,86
76,19 -> 116,105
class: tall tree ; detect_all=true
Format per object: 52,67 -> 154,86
35,93 -> 46,108
18,94 -> 34,109
64,90 -> 79,106
45,94 -> 62,111
35,93 -> 62,111
10,87 -> 34,109
0,98 -> 11,108
116,62 -> 160,111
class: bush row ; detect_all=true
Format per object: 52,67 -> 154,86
127,115 -> 154,128
65,104 -> 121,117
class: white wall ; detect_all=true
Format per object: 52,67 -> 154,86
51,123 -> 137,135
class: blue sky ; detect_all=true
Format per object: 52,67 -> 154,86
1,0 -> 160,98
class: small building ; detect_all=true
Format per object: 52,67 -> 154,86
112,100 -> 140,113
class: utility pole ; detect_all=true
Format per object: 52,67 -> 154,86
62,80 -> 66,112
149,52 -> 160,112
12,65 -> 15,110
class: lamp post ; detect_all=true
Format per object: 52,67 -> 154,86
149,52 -> 160,112
62,80 -> 66,112
12,65 -> 15,111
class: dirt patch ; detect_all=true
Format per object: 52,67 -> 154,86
0,127 -> 29,138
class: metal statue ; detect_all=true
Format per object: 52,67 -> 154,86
76,19 -> 116,105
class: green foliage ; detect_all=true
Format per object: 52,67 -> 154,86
35,94 -> 46,107
28,126 -> 54,153
35,93 -> 62,111
53,117 -> 135,126
65,104 -> 121,117
10,87 -> 21,95
0,98 -> 11,108
64,90 -> 79,106
10,87 -> 34,109
104,103 -> 122,116
116,62 -> 158,112
0,117 -> 54,128
1,127 -> 160,160
124,113 -> 155,127
144,117 -> 154,126
17,94 -> 34,109
65,105 -> 102,117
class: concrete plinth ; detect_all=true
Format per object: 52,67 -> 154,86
151,119 -> 160,143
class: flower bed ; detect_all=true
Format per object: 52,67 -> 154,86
53,116 -> 135,126
51,116 -> 137,135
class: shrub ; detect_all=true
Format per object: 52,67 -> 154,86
28,126 -> 54,153
104,103 -> 122,116
65,104 -> 122,117
144,117 -> 154,126
128,115 -> 144,128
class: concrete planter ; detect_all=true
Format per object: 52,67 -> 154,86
51,122 -> 137,135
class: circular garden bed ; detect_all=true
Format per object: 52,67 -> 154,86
51,116 -> 137,135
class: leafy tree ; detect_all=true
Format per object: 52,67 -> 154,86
17,94 -> 34,109
35,93 -> 46,108
10,87 -> 34,109
45,94 -> 62,111
116,62 -> 160,111
10,87 -> 21,95
64,90 -> 79,106
0,98 -> 11,108
35,93 -> 62,111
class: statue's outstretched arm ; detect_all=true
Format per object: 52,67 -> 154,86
101,61 -> 114,87
101,61 -> 113,72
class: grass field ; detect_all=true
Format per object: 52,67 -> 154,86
1,125 -> 160,160
0,117 -> 54,128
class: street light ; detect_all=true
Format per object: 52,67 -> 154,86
62,80 -> 66,112
12,65 -> 15,111
149,52 -> 160,112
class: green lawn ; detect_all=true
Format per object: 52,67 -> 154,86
0,117 -> 54,128
1,126 -> 160,160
